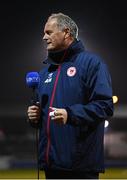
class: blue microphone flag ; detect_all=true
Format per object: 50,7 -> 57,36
26,72 -> 40,88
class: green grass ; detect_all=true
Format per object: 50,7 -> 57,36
0,169 -> 45,179
100,168 -> 127,179
0,168 -> 127,179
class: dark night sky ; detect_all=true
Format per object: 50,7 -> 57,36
0,0 -> 127,111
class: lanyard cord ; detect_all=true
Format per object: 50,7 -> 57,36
46,65 -> 61,164
46,50 -> 68,164
35,128 -> 39,179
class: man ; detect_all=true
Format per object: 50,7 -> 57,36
27,13 -> 113,179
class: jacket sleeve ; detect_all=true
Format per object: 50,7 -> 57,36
66,59 -> 114,126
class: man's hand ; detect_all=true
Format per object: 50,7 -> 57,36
49,107 -> 68,125
27,103 -> 41,123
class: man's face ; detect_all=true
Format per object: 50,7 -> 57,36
43,19 -> 66,51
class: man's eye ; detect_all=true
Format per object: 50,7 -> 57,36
47,32 -> 52,35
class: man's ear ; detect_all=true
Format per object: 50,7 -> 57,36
64,28 -> 71,39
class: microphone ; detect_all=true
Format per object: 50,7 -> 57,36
26,72 -> 40,179
26,72 -> 40,105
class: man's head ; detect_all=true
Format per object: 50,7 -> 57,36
43,13 -> 78,51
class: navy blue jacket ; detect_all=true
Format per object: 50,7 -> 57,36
36,40 -> 113,172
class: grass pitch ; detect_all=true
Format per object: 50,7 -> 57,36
0,168 -> 127,179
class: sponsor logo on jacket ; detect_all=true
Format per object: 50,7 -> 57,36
44,73 -> 53,83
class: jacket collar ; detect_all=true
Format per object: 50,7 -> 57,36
43,40 -> 85,65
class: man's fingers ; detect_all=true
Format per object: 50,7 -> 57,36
49,107 -> 61,116
52,115 -> 63,120
29,116 -> 39,120
28,110 -> 39,114
54,110 -> 62,116
49,107 -> 67,125
27,105 -> 41,122
28,113 -> 39,117
28,107 -> 40,113
28,105 -> 39,110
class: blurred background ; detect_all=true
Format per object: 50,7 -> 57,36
0,0 -> 127,178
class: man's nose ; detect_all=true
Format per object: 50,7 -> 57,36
43,34 -> 48,40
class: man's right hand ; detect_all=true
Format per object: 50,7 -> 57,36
27,103 -> 41,123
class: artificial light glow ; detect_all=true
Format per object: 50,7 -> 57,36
112,95 -> 118,104
105,120 -> 109,128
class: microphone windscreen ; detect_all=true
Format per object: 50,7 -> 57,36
26,72 -> 40,88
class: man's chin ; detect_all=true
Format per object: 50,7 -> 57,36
47,46 -> 56,52
47,46 -> 54,51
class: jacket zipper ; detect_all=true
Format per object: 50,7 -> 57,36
46,65 -> 61,164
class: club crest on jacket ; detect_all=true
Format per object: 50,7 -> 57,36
67,67 -> 76,77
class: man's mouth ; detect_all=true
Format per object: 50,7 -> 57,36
47,42 -> 51,45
